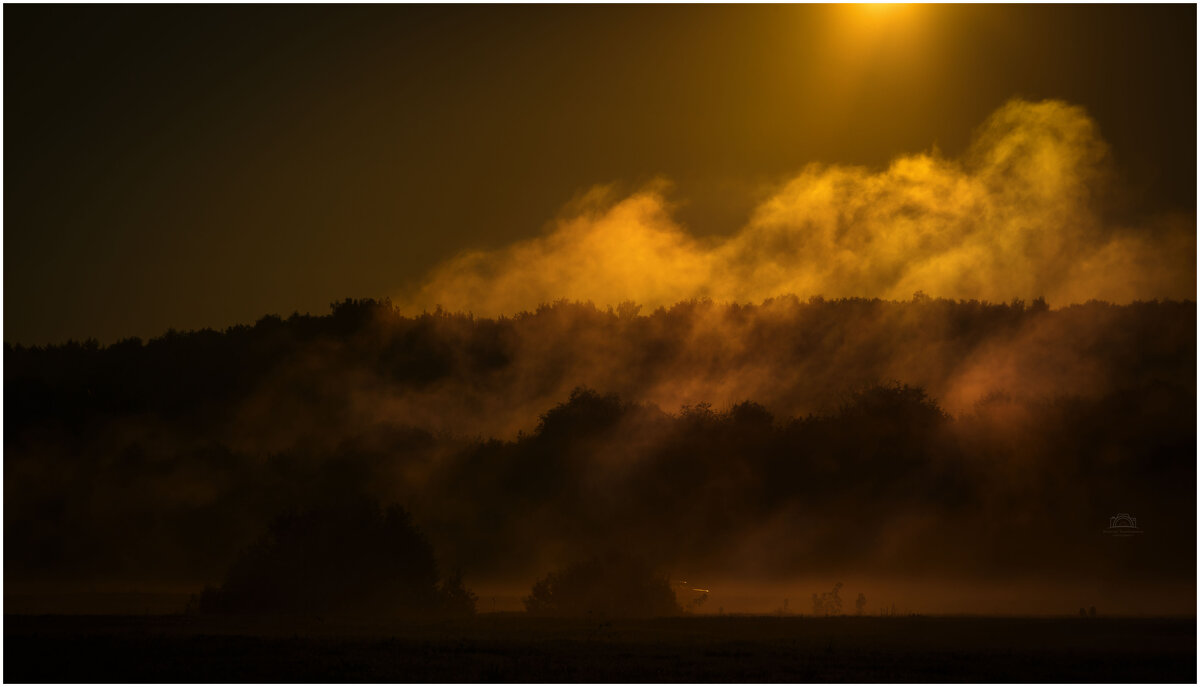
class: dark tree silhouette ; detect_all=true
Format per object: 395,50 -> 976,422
198,499 -> 475,618
524,554 -> 681,618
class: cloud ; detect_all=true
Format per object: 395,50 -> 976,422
400,99 -> 1194,314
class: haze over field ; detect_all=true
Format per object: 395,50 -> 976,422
6,297 -> 1195,616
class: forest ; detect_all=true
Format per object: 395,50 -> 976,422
5,296 -> 1195,615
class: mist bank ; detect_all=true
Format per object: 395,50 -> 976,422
5,296 -> 1195,615
401,100 -> 1196,317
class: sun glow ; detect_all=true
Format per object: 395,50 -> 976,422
803,3 -> 941,122
838,3 -> 927,35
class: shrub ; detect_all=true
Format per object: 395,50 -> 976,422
198,499 -> 474,618
524,554 -> 681,618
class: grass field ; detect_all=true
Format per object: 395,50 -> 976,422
5,613 -> 1195,682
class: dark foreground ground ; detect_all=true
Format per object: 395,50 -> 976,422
4,613 -> 1195,682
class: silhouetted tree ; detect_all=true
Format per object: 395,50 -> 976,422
439,570 -> 479,618
855,592 -> 867,615
535,387 -> 628,439
812,582 -> 844,615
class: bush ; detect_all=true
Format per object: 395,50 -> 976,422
198,499 -> 475,618
524,554 -> 681,618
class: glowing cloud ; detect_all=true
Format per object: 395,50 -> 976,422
400,99 -> 1194,314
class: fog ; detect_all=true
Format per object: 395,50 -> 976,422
402,100 -> 1194,317
6,297 -> 1193,616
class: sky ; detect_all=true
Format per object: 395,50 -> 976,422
4,4 -> 1196,345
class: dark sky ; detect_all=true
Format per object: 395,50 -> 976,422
5,4 -> 1196,344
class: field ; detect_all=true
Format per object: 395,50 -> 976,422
5,614 -> 1195,682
